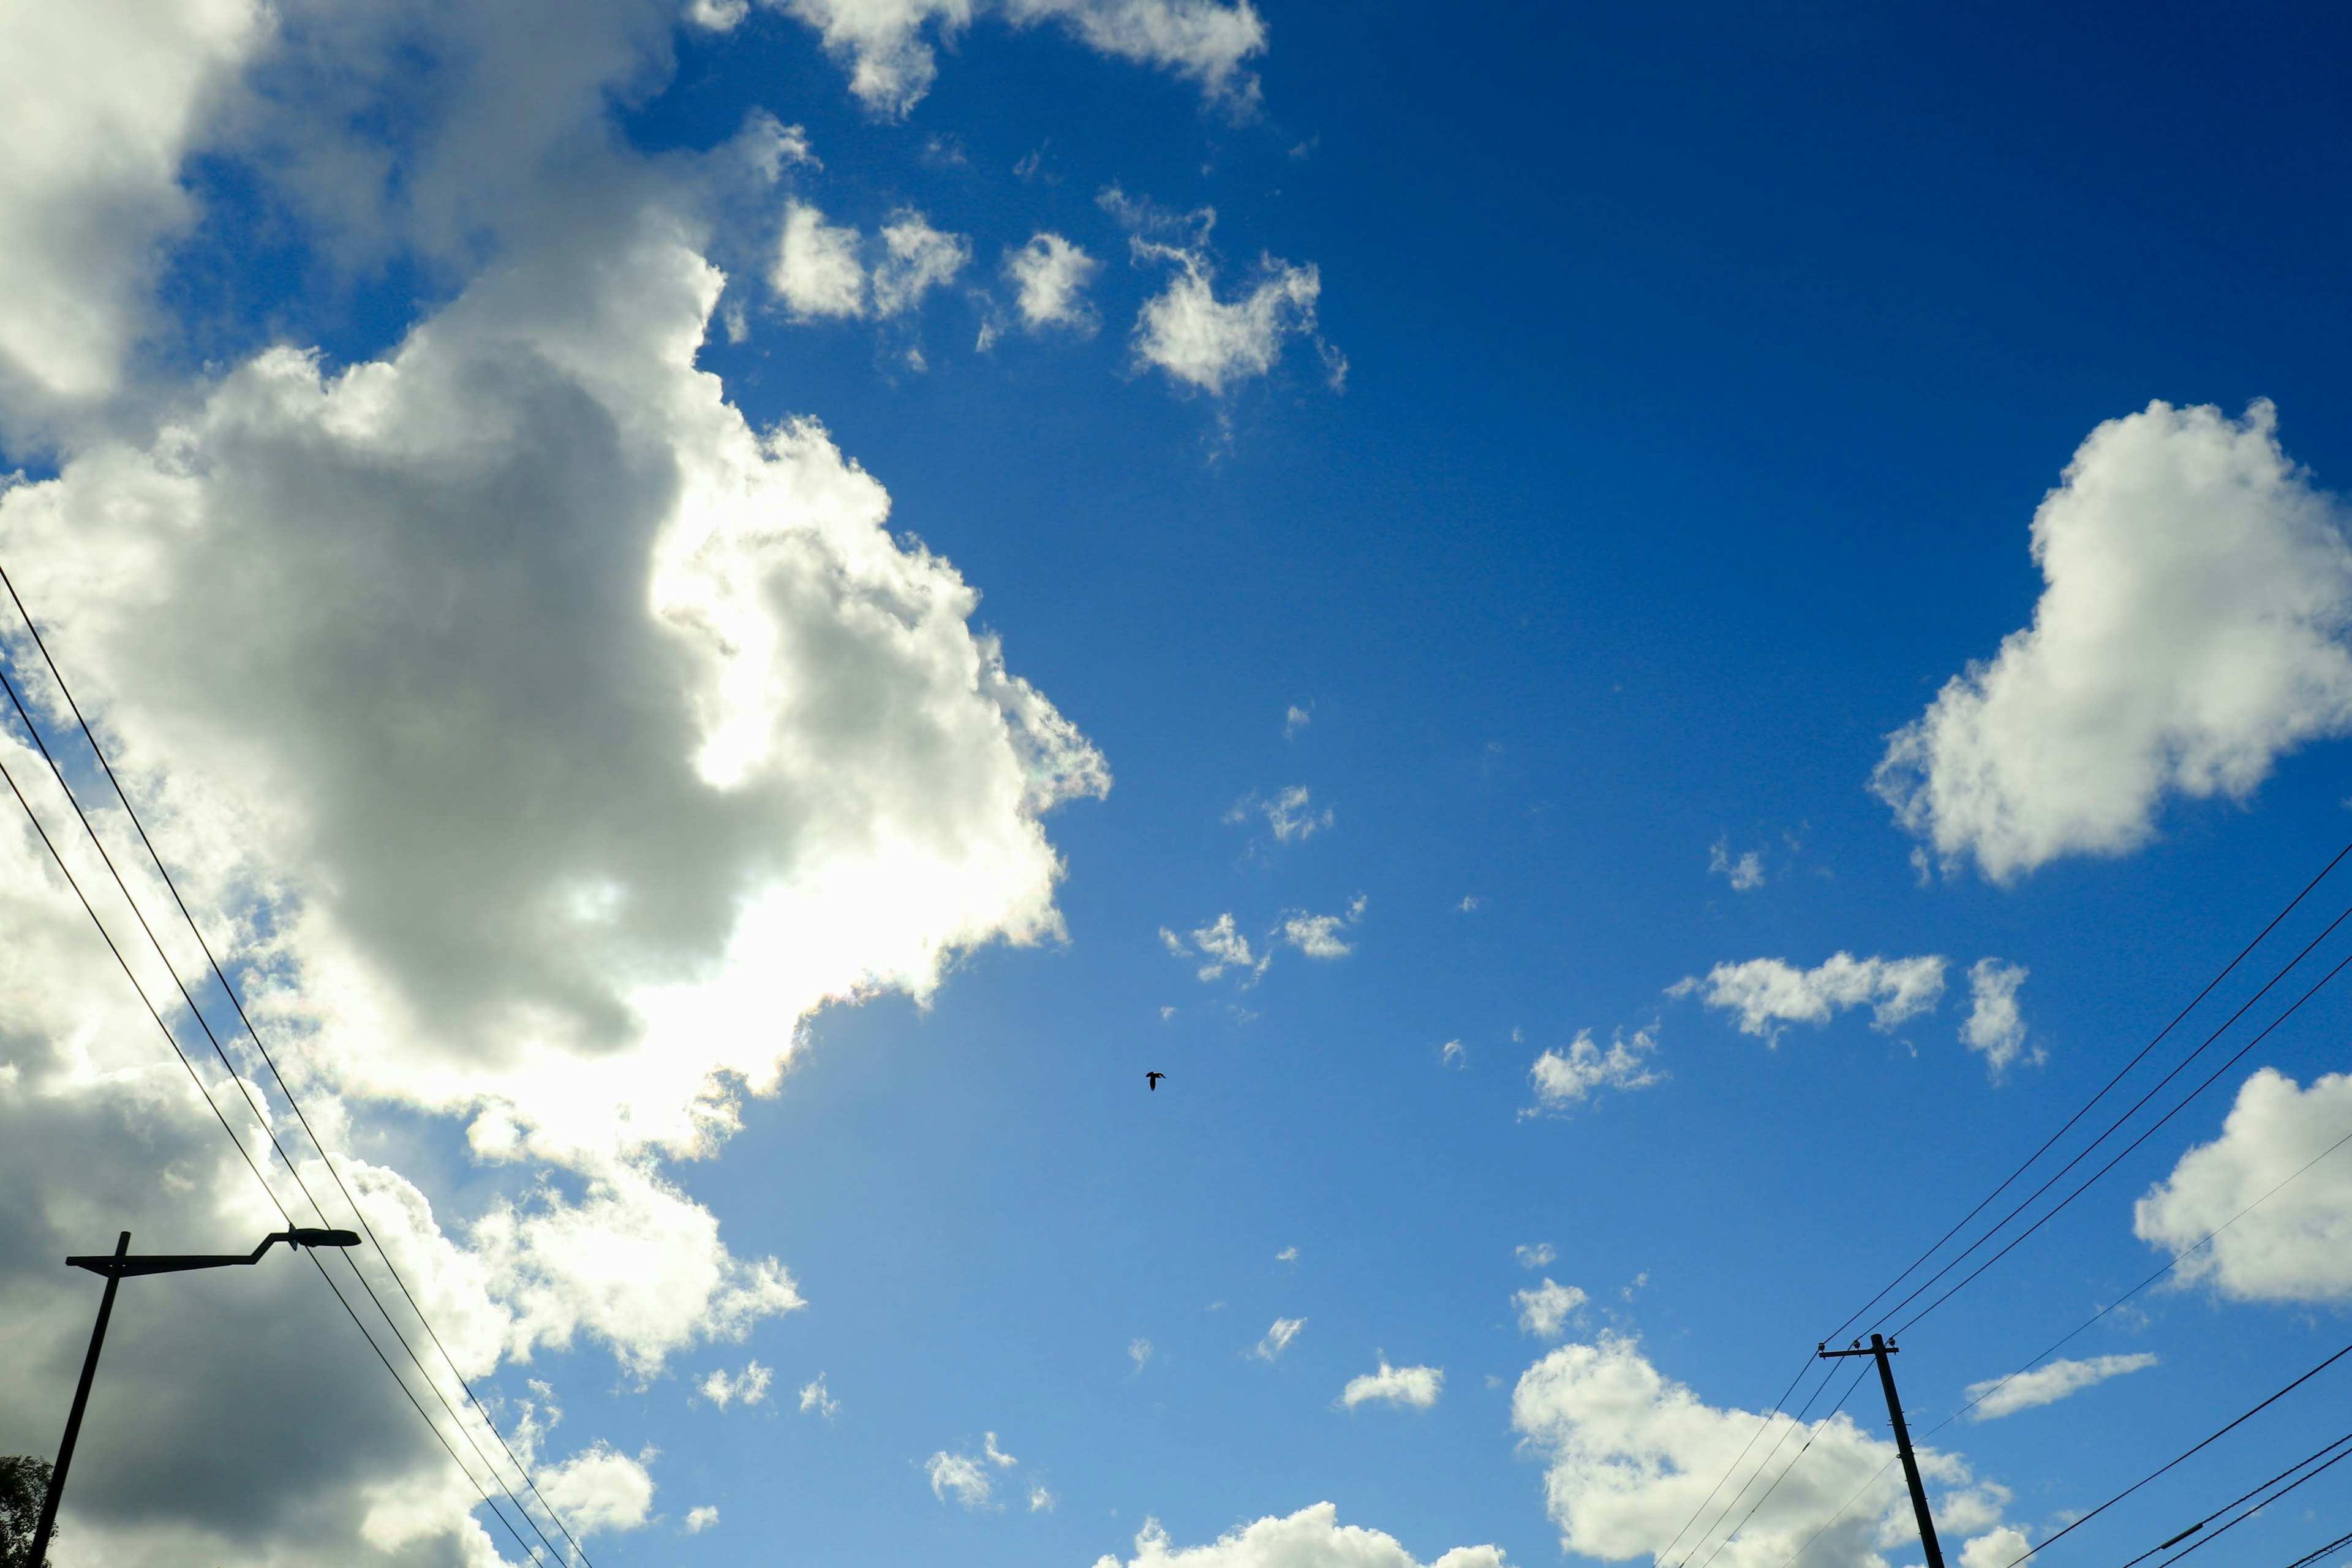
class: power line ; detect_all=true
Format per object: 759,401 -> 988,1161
1687,1359 -> 1875,1568
0,568 -> 595,1567
2120,1423 -> 2352,1568
1870,894 -> 2352,1336
0,744 -> 552,1567
2276,1525 -> 2352,1568
0,660 -> 574,1568
1822,840 -> 2351,1348
1923,1120 -> 2352,1435
1992,1336 -> 2352,1568
1894,937 -> 2352,1337
1667,1360 -> 1844,1568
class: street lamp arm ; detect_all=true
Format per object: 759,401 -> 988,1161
66,1228 -> 363,1277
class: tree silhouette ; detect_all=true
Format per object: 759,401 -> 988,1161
0,1457 -> 50,1568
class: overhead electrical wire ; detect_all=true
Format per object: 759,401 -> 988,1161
1822,840 -> 2352,1348
1664,1359 -> 1845,1568
2119,1424 -> 2352,1568
1662,846 -> 2352,1568
1686,1359 -> 1876,1568
1892,936 -> 2352,1337
0,565 -> 595,1568
1991,1336 -> 2352,1568
0,603 -> 588,1566
1869,894 -> 2352,1337
0,742 -> 554,1568
2275,1525 -> 2352,1568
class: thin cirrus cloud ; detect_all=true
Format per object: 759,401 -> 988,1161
1675,953 -> 1948,1043
1226,783 -> 1333,840
2136,1067 -> 2352,1302
1092,1504 -> 1505,1568
1876,400 -> 2352,883
1965,1354 -> 2157,1421
726,0 -> 1268,120
1513,1334 -> 2019,1568
1340,1359 -> 1443,1411
1251,1316 -> 1305,1360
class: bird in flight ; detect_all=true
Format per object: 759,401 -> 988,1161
1146,1071 -> 1165,1091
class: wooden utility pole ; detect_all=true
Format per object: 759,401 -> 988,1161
1819,1333 -> 1945,1568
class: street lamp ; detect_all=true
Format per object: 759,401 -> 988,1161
28,1227 -> 364,1567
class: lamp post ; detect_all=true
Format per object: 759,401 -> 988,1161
28,1227 -> 363,1567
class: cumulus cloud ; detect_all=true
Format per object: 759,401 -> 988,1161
699,1360 -> 774,1409
1676,954 -> 1946,1043
1516,1242 -> 1556,1270
1164,913 -> 1268,982
774,201 -> 868,318
0,0 -> 263,438
1513,1334 -> 2015,1568
1090,1504 -> 1506,1568
798,1373 -> 840,1418
1515,1280 -> 1588,1339
2136,1068 -> 2352,1302
1709,839 -> 1765,891
1341,1359 -> 1442,1411
1251,1317 -> 1305,1360
772,202 -> 970,322
0,24 -> 1106,1563
927,1449 -> 995,1508
1105,189 -> 1338,396
1030,1481 -> 1057,1512
1246,784 -> 1332,840
1964,1354 -> 2157,1420
1876,401 -> 2352,882
1525,1028 -> 1662,1112
1005,232 -> 1101,333
1961,960 -> 2032,1077
1284,703 -> 1311,737
1282,894 -> 1365,959
762,0 -> 1266,119
685,1504 -> 720,1532
1130,1336 -> 1155,1369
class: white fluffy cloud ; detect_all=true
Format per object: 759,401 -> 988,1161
1164,913 -> 1268,982
1513,1335 -> 2015,1568
1677,954 -> 1947,1043
699,1359 -> 774,1409
798,1372 -> 841,1417
0,53 -> 1102,1568
753,0 -> 1265,118
1282,894 -> 1365,959
1960,959 -> 2031,1077
1092,1504 -> 1506,1568
0,0 -> 263,437
1005,232 -> 1102,333
1709,839 -> 1765,891
1106,190 -> 1338,397
927,1449 -> 995,1508
1964,1354 -> 2156,1420
1515,1279 -> 1588,1339
1516,1242 -> 1556,1270
1876,401 -> 2352,881
1251,1317 -> 1305,1360
772,202 -> 971,322
774,200 -> 870,318
1340,1359 -> 1443,1411
2136,1067 -> 2352,1302
1526,1028 -> 1662,1112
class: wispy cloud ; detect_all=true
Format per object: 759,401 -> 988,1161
1674,953 -> 1947,1042
1251,1317 -> 1305,1360
1340,1359 -> 1442,1410
1966,1354 -> 2157,1420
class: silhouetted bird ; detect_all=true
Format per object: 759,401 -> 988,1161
1146,1071 -> 1165,1090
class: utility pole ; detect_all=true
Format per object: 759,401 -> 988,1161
28,1226 -> 361,1568
1820,1333 -> 1945,1568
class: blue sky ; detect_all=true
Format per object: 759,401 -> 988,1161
8,4 -> 2352,1568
